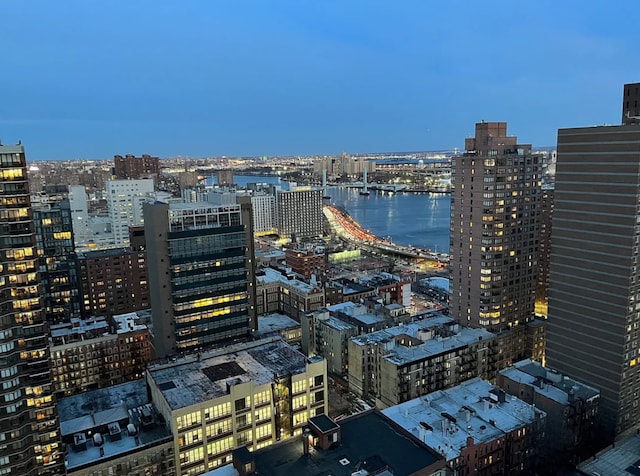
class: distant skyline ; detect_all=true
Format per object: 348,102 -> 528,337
1,1 -> 638,161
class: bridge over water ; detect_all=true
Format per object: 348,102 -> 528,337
323,204 -> 450,263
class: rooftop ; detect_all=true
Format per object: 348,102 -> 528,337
148,339 -> 310,410
350,316 -> 493,365
249,411 -> 444,476
579,433 -> 640,476
500,359 -> 600,404
77,247 -> 137,259
383,378 -> 545,461
255,313 -> 300,336
385,327 -> 495,365
113,311 -> 151,334
258,267 -> 319,294
59,379 -> 172,471
50,317 -> 109,343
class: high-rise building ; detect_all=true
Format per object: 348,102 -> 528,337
275,187 -> 323,240
535,184 -> 554,317
0,143 -> 63,475
546,83 -> 640,439
32,194 -> 81,323
113,153 -> 160,180
144,201 -> 256,358
106,178 -> 154,246
77,247 -> 150,318
246,192 -> 276,236
450,122 -> 541,331
68,185 -> 91,245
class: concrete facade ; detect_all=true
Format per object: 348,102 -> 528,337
451,122 -> 541,331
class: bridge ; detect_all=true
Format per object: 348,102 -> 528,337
323,204 -> 450,263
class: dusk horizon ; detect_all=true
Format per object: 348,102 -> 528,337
2,1 -> 638,160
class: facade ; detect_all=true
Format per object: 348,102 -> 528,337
32,196 -> 81,323
313,154 -> 376,179
50,312 -> 154,396
348,317 -> 498,408
535,184 -> 554,317
145,201 -> 256,358
275,187 -> 323,240
622,81 -> 640,125
255,268 -> 325,321
114,153 -> 160,180
146,338 -> 328,475
0,144 -> 63,475
383,378 -> 546,476
217,170 -> 234,187
68,185 -> 91,244
284,247 -> 325,280
60,379 -> 175,476
77,247 -> 150,318
106,178 -> 154,246
451,121 -> 541,331
248,193 -> 276,236
301,309 -> 358,375
546,111 -> 640,438
497,359 -> 599,468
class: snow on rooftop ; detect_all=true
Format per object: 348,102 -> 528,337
149,340 -> 309,410
113,312 -> 149,334
326,301 -> 357,313
258,268 -> 317,293
383,378 -> 545,462
256,313 -> 300,335
501,360 -> 599,404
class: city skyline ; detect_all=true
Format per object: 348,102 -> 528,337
2,1 -> 639,160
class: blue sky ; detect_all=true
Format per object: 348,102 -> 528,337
1,1 -> 638,160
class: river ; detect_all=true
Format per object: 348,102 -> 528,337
208,175 -> 451,252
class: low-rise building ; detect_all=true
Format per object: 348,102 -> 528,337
300,309 -> 359,375
284,247 -> 325,280
348,316 -> 499,407
256,268 -> 325,320
205,411 -> 447,476
50,312 -> 154,396
578,431 -> 640,476
146,338 -> 328,475
253,313 -> 301,346
497,359 -> 599,468
383,378 -> 547,475
301,302 -> 411,378
60,379 -> 175,476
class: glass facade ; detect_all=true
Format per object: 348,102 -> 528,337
0,145 -> 63,475
33,199 -> 80,323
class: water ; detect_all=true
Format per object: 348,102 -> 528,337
326,187 -> 450,253
205,175 -> 451,252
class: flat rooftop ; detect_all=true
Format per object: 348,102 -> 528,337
113,311 -> 150,334
350,317 -> 493,365
508,359 -> 600,403
385,327 -> 495,365
58,380 -> 149,434
579,433 -> 640,476
383,378 -> 545,462
258,268 -> 318,294
250,411 -> 444,475
59,380 -> 172,471
149,339 -> 310,410
255,313 -> 300,336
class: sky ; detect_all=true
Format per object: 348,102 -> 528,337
1,1 -> 639,160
